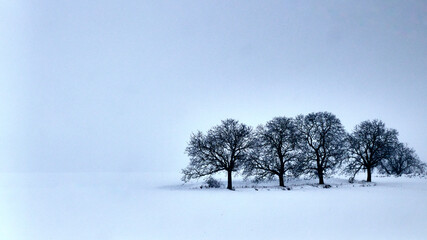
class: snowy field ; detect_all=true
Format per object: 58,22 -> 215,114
1,173 -> 426,240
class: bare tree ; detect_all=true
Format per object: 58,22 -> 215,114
243,116 -> 300,187
345,120 -> 398,182
295,112 -> 347,184
379,142 -> 425,176
182,119 -> 253,190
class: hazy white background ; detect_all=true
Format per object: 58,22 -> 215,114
1,2 -> 427,239
1,0 -> 427,173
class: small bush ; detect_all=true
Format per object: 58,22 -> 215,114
205,177 -> 221,188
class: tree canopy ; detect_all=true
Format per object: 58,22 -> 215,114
295,112 -> 348,184
379,142 -> 426,176
345,120 -> 398,182
182,119 -> 253,190
243,116 -> 300,187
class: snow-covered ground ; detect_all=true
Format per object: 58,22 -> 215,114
1,172 -> 426,240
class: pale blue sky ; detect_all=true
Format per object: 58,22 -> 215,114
1,0 -> 426,172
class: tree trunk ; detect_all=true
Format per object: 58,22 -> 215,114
367,167 -> 372,182
227,170 -> 233,190
279,174 -> 284,187
316,157 -> 324,184
318,170 -> 324,184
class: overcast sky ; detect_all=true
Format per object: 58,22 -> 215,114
1,0 -> 426,173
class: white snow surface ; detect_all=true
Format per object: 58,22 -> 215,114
1,172 -> 426,240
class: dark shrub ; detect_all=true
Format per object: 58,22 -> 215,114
205,177 -> 221,188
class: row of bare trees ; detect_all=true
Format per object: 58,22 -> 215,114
182,112 -> 425,190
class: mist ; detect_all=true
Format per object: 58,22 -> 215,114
1,0 -> 426,173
